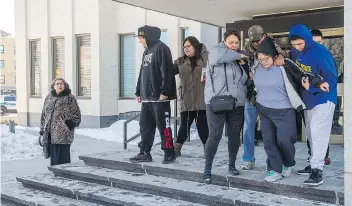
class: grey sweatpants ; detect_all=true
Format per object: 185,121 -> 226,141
305,101 -> 335,170
204,105 -> 244,175
257,103 -> 297,173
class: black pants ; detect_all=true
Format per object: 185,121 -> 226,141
301,110 -> 330,158
48,133 -> 71,166
204,105 -> 244,175
50,144 -> 71,166
333,96 -> 342,123
257,104 -> 296,173
176,110 -> 208,145
139,102 -> 174,153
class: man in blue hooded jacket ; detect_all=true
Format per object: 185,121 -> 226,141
288,24 -> 337,186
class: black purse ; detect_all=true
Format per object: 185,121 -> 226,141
209,63 -> 236,113
38,135 -> 50,159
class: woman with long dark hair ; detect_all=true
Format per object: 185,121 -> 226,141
203,30 -> 249,184
173,36 -> 209,156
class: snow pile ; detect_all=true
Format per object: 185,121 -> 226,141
1,125 -> 43,161
75,120 -> 199,144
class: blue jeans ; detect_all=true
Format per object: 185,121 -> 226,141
242,101 -> 258,162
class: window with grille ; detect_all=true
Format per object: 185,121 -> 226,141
0,45 -> 4,53
0,60 -> 4,68
76,34 -> 91,97
119,34 -> 136,98
29,39 -> 42,96
52,37 -> 65,80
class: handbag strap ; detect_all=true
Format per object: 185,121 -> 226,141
210,63 -> 229,95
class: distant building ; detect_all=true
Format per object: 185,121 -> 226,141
0,30 -> 16,87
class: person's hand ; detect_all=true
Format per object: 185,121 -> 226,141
240,54 -> 249,59
65,119 -> 75,130
160,95 -> 168,100
320,82 -> 329,92
301,77 -> 310,90
136,96 -> 142,103
274,54 -> 285,66
39,130 -> 44,136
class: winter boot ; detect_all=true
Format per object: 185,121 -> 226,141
162,149 -> 176,164
174,142 -> 182,157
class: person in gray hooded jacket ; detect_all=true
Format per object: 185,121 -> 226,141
203,30 -> 249,184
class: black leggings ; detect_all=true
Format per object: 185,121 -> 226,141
176,110 -> 208,145
204,105 -> 244,175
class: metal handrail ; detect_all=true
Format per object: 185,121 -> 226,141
123,100 -> 181,149
123,112 -> 141,149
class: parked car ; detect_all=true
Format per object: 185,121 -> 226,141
0,95 -> 17,116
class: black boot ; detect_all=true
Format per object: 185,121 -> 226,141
162,149 -> 176,164
129,152 -> 153,163
304,168 -> 323,186
229,167 -> 240,176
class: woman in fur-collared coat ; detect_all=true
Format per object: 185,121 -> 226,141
40,78 -> 81,166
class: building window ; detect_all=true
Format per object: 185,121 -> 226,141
29,39 -> 42,96
0,45 -> 4,53
0,60 -> 4,68
119,34 -> 136,98
52,37 -> 65,79
76,34 -> 91,97
160,30 -> 168,45
0,75 -> 4,84
181,28 -> 190,41
14,46 -> 16,54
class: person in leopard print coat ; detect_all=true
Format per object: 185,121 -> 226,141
39,78 -> 81,166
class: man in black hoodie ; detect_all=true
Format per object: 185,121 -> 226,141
130,25 -> 177,164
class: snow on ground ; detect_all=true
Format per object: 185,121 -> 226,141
1,125 -> 43,161
1,120 -> 199,161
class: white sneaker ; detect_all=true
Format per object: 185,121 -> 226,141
242,162 -> 255,170
264,171 -> 282,182
282,166 -> 291,177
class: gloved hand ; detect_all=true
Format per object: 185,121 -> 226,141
65,119 -> 75,130
39,130 -> 44,136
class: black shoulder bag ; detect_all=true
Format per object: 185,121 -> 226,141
209,63 -> 236,113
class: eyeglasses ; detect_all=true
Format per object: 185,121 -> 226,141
257,56 -> 271,63
183,45 -> 192,50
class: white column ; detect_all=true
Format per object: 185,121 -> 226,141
65,0 -> 75,94
15,0 -> 29,126
344,3 -> 352,206
41,0 -> 51,95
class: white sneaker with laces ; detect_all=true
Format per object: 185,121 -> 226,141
264,170 -> 282,182
282,166 -> 291,177
242,161 -> 255,170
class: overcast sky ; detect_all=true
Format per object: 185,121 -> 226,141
0,0 -> 15,36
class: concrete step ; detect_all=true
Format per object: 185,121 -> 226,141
79,151 -> 344,205
16,173 -> 203,206
1,181 -> 100,206
48,162 -> 335,206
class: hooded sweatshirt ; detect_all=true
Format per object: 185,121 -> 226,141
135,26 -> 176,102
289,24 -> 337,110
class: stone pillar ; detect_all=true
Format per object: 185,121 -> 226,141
344,3 -> 352,206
